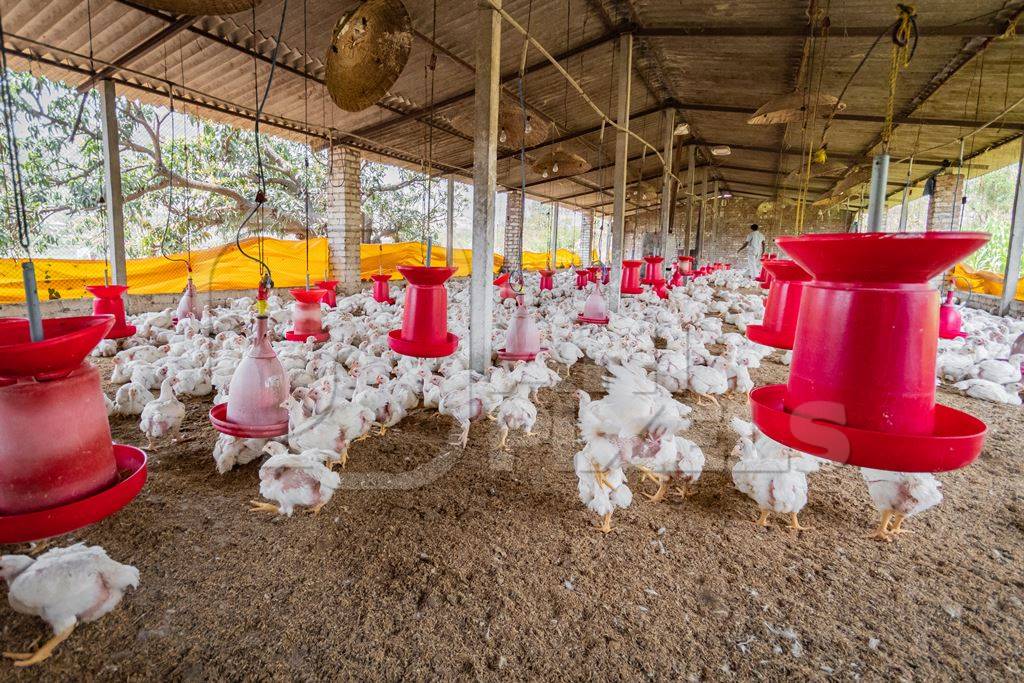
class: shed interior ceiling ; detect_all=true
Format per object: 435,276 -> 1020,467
2,0 -> 1022,213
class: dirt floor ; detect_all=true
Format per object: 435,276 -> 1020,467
2,351 -> 1024,680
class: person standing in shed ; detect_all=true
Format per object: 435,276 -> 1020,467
738,224 -> 765,277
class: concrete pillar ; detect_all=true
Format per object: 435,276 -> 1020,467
926,171 -> 965,231
502,190 -> 523,273
658,109 -> 675,257
99,80 -> 126,286
470,0 -> 501,373
580,209 -> 594,265
550,204 -> 560,268
325,145 -> 363,292
684,144 -> 695,256
446,176 -> 455,268
1000,142 -> 1024,316
608,33 -> 633,313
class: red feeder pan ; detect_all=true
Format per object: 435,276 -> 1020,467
621,260 -> 644,295
316,280 -> 340,307
749,231 -> 990,472
86,285 -> 136,339
0,315 -> 114,381
642,255 -> 665,286
497,303 -> 547,362
370,273 -> 396,305
388,265 -> 459,358
539,269 -> 555,291
746,259 -> 811,350
285,288 -> 329,342
577,287 -> 610,325
586,266 -> 601,282
212,316 -> 290,438
574,268 -> 590,289
938,291 -> 967,340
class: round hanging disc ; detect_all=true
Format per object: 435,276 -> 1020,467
130,0 -> 260,15
325,0 -> 413,113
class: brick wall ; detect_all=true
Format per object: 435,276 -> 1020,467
579,210 -> 594,265
926,172 -> 964,231
620,197 -> 854,266
503,190 -> 523,272
325,145 -> 363,292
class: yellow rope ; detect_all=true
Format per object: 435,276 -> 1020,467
882,4 -> 916,150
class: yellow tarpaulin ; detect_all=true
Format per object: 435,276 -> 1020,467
950,263 -> 1024,302
0,238 -> 590,303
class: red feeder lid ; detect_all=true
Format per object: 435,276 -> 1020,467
0,444 -> 147,544
0,315 -> 114,380
290,288 -> 328,304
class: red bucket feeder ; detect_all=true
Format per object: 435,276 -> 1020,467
370,273 -> 396,305
388,265 -> 459,358
493,272 -> 518,301
746,259 -> 811,350
938,291 -> 967,340
210,316 -> 290,438
642,255 -> 665,286
0,315 -> 146,544
577,287 -> 610,325
539,269 -> 555,291
677,255 -> 694,274
749,232 -> 990,472
285,288 -> 329,342
86,285 -> 136,339
497,302 -> 547,362
316,280 -> 340,307
586,266 -> 600,282
620,260 -> 644,295
574,268 -> 590,289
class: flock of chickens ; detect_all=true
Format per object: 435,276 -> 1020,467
3,262 -> 1021,667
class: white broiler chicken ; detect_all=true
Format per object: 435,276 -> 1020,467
212,434 -> 269,474
493,384 -> 538,449
138,377 -> 186,448
112,381 -> 154,416
860,468 -> 943,542
953,378 -> 1023,405
688,364 -> 729,405
250,442 -> 341,516
1,544 -> 139,667
574,438 -> 632,533
731,438 -> 814,531
438,382 -> 502,448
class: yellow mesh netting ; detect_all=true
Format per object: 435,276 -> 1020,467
0,238 -> 594,302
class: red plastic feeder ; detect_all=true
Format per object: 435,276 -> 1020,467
577,287 -> 610,325
677,255 -> 694,274
539,269 -> 555,291
586,265 -> 601,283
620,260 -> 644,295
285,288 -> 329,342
574,268 -> 590,289
316,280 -> 340,307
493,272 -> 519,301
0,316 -> 146,543
642,255 -> 666,286
86,285 -> 136,339
388,265 -> 459,358
370,273 -> 396,305
746,259 -> 811,350
938,291 -> 967,340
211,316 -> 290,438
497,302 -> 547,362
749,231 -> 990,472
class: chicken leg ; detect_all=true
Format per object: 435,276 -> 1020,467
498,426 -> 509,450
4,626 -> 74,667
592,512 -> 614,534
788,512 -> 812,531
753,508 -> 770,526
248,500 -> 280,514
890,513 -> 913,535
866,509 -> 894,542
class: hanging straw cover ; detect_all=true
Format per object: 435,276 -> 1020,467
747,91 -> 846,125
531,148 -> 590,178
130,0 -> 259,15
325,0 -> 413,112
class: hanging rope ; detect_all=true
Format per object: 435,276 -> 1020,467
302,0 -> 310,287
882,4 -> 918,151
158,58 -> 191,272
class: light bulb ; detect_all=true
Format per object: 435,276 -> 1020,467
524,117 -> 532,134
542,169 -> 549,179
499,129 -> 508,144
552,163 -> 559,174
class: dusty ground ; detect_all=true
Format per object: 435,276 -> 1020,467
2,352 -> 1023,681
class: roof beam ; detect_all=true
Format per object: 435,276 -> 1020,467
703,141 -> 954,168
77,15 -> 197,92
636,24 -> 1004,38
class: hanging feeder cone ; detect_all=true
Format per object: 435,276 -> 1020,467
577,287 -> 610,325
749,232 -> 990,473
0,315 -> 147,544
371,273 -> 396,304
642,255 -> 666,286
620,260 -> 644,295
747,90 -> 845,125
285,288 -> 330,342
212,316 -> 290,438
325,0 -> 413,113
538,269 -> 555,291
388,265 -> 459,358
316,280 -> 340,307
498,303 -> 547,362
938,291 -> 967,340
86,284 -> 136,339
746,258 -> 811,350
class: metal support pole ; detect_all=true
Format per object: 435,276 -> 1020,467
897,157 -> 915,232
608,33 -> 632,313
100,80 -> 127,286
711,180 -> 720,259
658,109 -> 676,257
446,176 -> 455,268
684,144 -> 695,256
696,167 -> 708,259
866,152 -> 890,232
469,0 -> 501,373
550,203 -> 560,269
999,141 -> 1024,316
